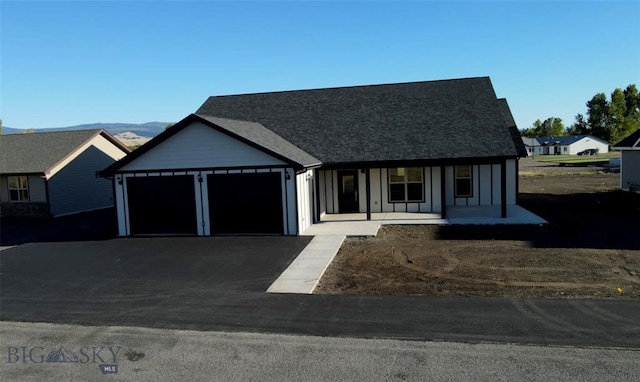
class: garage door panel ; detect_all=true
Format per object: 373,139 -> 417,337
127,176 -> 197,235
208,173 -> 283,234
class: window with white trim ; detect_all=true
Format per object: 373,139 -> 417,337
388,167 -> 423,202
454,166 -> 472,198
8,176 -> 29,202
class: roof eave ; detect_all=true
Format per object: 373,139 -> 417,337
99,114 -> 319,177
319,155 -> 520,170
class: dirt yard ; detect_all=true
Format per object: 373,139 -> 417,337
316,161 -> 640,299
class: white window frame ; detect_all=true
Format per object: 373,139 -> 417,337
8,175 -> 30,202
388,167 -> 423,202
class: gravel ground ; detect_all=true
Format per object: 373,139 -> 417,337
317,164 -> 640,299
518,156 -> 614,174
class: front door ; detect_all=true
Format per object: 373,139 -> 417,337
337,170 -> 359,213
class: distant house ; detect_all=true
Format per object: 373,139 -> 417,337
521,137 -> 542,156
101,77 -> 528,236
531,135 -> 609,155
0,130 -> 130,217
613,129 -> 640,193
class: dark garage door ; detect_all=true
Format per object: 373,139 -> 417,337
208,172 -> 283,234
127,176 -> 197,235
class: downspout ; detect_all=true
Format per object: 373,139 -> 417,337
43,174 -> 52,217
515,157 -> 520,204
500,159 -> 507,218
314,168 -> 320,223
365,168 -> 371,221
440,166 -> 447,219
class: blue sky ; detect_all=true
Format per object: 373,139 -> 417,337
2,1 -> 639,130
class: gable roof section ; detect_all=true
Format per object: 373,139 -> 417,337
536,135 -> 609,146
196,77 -> 522,165
101,114 -> 320,176
197,115 -> 321,167
0,129 -> 129,175
613,129 -> 640,150
522,136 -> 541,147
498,98 -> 527,158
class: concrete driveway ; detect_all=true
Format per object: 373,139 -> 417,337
2,238 -> 640,349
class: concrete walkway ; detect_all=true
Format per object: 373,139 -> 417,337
267,235 -> 345,294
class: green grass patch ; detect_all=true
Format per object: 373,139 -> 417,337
534,153 -> 619,164
520,170 -> 605,177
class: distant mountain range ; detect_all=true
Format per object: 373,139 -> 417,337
2,122 -> 172,138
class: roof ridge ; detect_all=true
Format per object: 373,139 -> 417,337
195,114 -> 260,125
205,76 -> 492,98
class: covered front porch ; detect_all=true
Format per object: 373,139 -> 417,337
313,160 -> 519,223
302,206 -> 546,236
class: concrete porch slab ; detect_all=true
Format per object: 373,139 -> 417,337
447,205 -> 547,225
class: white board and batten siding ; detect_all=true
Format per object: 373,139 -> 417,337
114,121 -> 298,236
367,168 -> 441,213
448,161 -> 516,207
317,160 -> 517,214
119,121 -> 286,171
621,150 -> 640,191
295,170 -> 314,234
318,167 -> 442,214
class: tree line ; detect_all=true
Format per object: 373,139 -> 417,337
521,84 -> 639,144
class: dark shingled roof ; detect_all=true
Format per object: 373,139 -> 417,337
196,77 -> 523,165
498,98 -> 528,158
0,129 -> 128,175
101,114 -> 320,176
197,115 -> 320,167
536,135 -> 609,146
613,129 -> 640,149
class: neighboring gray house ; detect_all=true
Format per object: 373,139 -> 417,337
532,135 -> 609,155
0,130 -> 130,217
521,136 -> 541,156
101,77 -> 527,236
613,129 -> 640,193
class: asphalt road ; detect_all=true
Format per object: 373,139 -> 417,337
1,238 -> 639,349
1,322 -> 638,382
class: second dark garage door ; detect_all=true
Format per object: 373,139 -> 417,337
208,172 -> 284,234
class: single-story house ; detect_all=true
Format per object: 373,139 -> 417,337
101,76 -> 527,236
533,135 -> 609,155
0,129 -> 130,217
613,129 -> 640,192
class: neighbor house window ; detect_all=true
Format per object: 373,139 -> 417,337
8,176 -> 29,202
388,167 -> 423,202
455,166 -> 472,198
563,147 -> 568,152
